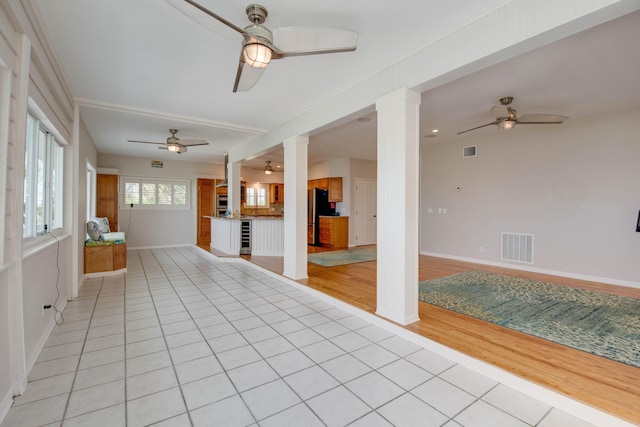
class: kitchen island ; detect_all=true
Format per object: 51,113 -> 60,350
207,216 -> 284,256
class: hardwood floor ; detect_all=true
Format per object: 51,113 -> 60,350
200,244 -> 640,424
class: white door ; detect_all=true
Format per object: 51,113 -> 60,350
355,178 -> 377,246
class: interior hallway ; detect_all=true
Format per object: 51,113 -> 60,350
1,246 -> 598,427
236,246 -> 640,425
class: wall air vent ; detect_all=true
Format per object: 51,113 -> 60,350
501,232 -> 534,264
463,145 -> 477,158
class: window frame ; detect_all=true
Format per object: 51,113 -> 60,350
23,112 -> 65,240
121,176 -> 190,209
245,186 -> 268,208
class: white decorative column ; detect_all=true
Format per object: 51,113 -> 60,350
8,33 -> 31,396
283,135 -> 309,279
375,87 -> 421,325
227,158 -> 241,217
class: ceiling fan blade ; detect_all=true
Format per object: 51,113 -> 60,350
163,0 -> 238,39
166,0 -> 247,36
128,140 -> 164,145
273,26 -> 357,57
233,58 -> 267,92
516,114 -> 569,124
457,120 -> 500,135
178,139 -> 209,146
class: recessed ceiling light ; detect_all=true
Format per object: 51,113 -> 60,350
431,129 -> 439,133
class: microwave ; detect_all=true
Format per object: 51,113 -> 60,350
216,195 -> 228,209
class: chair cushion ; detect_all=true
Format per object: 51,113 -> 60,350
92,217 -> 111,233
103,232 -> 125,243
86,221 -> 104,241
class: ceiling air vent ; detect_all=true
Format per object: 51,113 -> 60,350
463,145 -> 477,158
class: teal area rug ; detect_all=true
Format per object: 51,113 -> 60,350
308,248 -> 376,267
418,270 -> 640,368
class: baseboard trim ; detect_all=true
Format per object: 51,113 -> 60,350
83,268 -> 127,279
375,308 -> 420,326
421,252 -> 640,290
25,298 -> 68,378
0,388 -> 13,426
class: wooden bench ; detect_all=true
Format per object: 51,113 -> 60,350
84,231 -> 126,274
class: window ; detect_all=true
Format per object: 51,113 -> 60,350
122,177 -> 189,208
246,187 -> 256,206
23,113 -> 64,238
245,186 -> 267,207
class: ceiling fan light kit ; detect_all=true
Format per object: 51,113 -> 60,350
243,42 -> 272,68
168,145 -> 187,154
497,119 -> 515,130
167,142 -> 181,152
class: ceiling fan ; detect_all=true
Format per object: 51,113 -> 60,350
252,160 -> 283,174
166,1 -> 358,92
127,129 -> 209,154
458,97 -> 569,134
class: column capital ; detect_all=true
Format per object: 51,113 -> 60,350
283,135 -> 309,149
376,87 -> 421,111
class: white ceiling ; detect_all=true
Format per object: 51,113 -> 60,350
33,1 -> 640,170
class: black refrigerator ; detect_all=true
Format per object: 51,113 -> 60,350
308,188 -> 335,245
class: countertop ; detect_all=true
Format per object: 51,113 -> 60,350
204,215 -> 283,220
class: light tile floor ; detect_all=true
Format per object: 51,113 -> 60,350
1,247 -> 597,427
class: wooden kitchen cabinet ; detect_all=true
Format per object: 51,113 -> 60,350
308,177 -> 343,202
318,216 -> 348,249
328,177 -> 342,202
316,178 -> 329,189
269,183 -> 284,204
215,180 -> 227,195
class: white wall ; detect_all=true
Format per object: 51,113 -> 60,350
420,107 -> 640,285
22,240 -> 69,366
0,268 -> 10,417
78,118 -> 98,282
240,166 -> 284,183
308,161 -> 331,180
98,154 -> 224,248
350,159 -> 377,180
